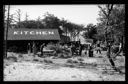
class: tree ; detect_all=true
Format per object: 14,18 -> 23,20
98,4 -> 114,43
25,12 -> 29,21
98,4 -> 125,43
14,9 -> 22,28
42,12 -> 61,29
95,23 -> 106,41
82,23 -> 97,42
36,16 -> 41,28
98,4 -> 124,73
16,20 -> 44,29
42,12 -> 63,35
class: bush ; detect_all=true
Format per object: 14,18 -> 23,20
18,54 -> 23,58
57,53 -> 64,58
43,59 -> 53,63
77,57 -> 84,61
33,58 -> 39,61
67,59 -> 74,63
73,60 -> 79,63
7,56 -> 17,62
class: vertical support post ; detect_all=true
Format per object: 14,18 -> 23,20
27,43 -> 31,56
5,5 -> 10,58
32,41 -> 36,56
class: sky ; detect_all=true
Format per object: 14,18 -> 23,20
7,5 -> 100,26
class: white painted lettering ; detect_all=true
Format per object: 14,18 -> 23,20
42,31 -> 47,35
13,30 -> 55,35
30,31 -> 35,35
24,31 -> 29,35
20,31 -> 23,34
48,31 -> 54,34
36,31 -> 42,35
14,31 -> 19,35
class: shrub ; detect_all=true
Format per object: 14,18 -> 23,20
43,59 -> 53,63
57,53 -> 63,57
73,60 -> 79,63
77,57 -> 84,61
67,59 -> 74,63
7,56 -> 17,62
33,58 -> 39,61
18,54 -> 23,58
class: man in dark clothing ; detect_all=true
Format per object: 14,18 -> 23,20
89,44 -> 93,57
40,43 -> 45,56
79,44 -> 84,56
71,43 -> 75,56
96,43 -> 101,54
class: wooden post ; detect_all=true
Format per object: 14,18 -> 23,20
27,43 -> 31,56
5,5 -> 10,58
32,41 -> 37,56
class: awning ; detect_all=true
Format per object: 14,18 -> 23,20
6,28 -> 60,40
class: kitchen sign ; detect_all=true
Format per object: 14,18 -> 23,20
7,29 -> 60,40
13,31 -> 54,35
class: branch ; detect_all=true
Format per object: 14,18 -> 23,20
112,47 -> 122,60
98,5 -> 108,18
108,4 -> 114,18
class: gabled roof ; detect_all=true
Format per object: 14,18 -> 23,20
6,28 -> 60,40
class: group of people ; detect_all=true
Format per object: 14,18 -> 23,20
27,40 -> 123,58
27,41 -> 107,57
27,42 -> 46,56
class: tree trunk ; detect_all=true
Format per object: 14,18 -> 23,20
107,44 -> 115,67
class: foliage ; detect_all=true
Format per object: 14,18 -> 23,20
15,20 -> 44,29
42,12 -> 61,28
97,4 -> 125,73
82,23 -> 97,42
7,56 -> 17,62
97,4 -> 125,43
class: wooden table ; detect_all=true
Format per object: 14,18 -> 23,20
37,50 -> 54,57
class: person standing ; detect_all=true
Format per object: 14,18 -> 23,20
96,41 -> 101,54
89,44 -> 93,57
78,33 -> 86,56
79,43 -> 84,56
119,42 -> 122,52
27,43 -> 31,56
71,43 -> 75,56
40,43 -> 45,56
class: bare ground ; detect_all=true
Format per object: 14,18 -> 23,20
4,51 -> 125,81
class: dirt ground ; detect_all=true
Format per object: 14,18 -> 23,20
4,51 -> 125,81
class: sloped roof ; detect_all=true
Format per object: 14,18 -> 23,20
7,28 -> 60,40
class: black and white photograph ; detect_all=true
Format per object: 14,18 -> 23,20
3,4 -> 125,81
